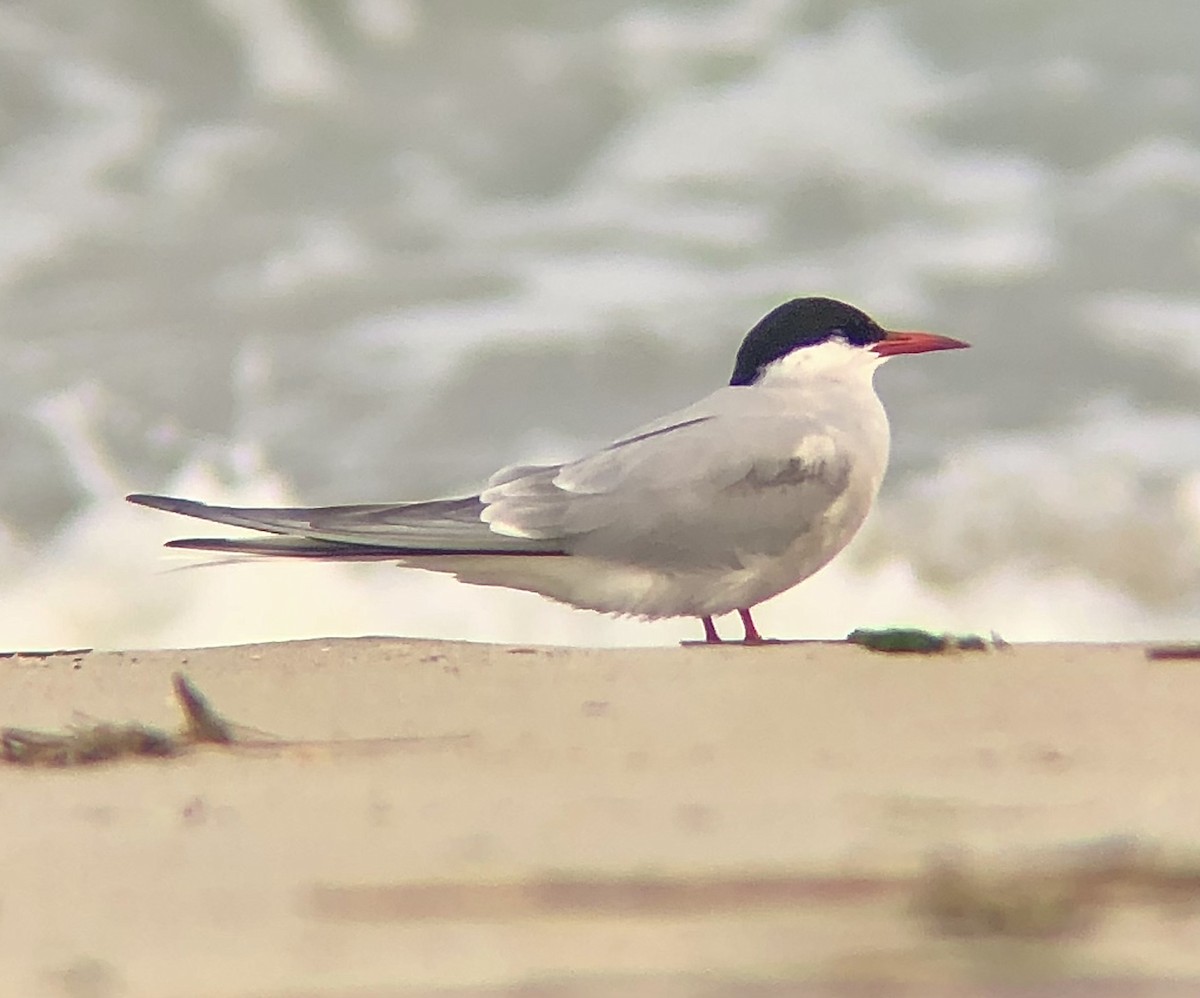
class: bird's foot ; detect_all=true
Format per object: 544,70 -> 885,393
687,611 -> 768,645
738,608 -> 765,645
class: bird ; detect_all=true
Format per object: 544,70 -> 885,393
128,297 -> 968,644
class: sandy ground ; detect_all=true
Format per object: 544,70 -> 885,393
2,637 -> 1200,997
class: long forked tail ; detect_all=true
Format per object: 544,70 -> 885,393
126,493 -> 566,559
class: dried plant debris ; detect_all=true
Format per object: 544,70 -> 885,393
171,672 -> 233,744
1,673 -> 236,767
915,855 -> 1097,939
1146,644 -> 1200,661
307,837 -> 1200,945
847,628 -> 1004,654
914,838 -> 1200,940
0,724 -> 178,767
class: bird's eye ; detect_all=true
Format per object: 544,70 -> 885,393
827,327 -> 846,341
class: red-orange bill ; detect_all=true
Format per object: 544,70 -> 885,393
872,330 -> 970,356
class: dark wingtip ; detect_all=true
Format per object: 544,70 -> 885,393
128,493 -> 172,508
161,536 -> 419,559
127,493 -> 204,515
163,537 -> 235,550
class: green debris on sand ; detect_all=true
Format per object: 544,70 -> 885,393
847,628 -> 999,654
2,673 -> 235,768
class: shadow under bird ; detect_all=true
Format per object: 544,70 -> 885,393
128,297 -> 968,643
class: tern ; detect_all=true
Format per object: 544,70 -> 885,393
128,297 -> 967,643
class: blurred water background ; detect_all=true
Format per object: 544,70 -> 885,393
1,0 -> 1198,649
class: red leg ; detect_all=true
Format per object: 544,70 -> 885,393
738,608 -> 764,645
701,615 -> 722,643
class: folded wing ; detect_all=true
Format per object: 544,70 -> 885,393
126,493 -> 568,556
131,389 -> 854,569
481,391 -> 853,571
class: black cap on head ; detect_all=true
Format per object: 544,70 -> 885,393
729,297 -> 886,386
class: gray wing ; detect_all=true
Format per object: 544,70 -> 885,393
130,389 -> 851,566
126,493 -> 568,557
481,388 -> 853,570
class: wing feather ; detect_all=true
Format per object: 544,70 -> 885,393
130,385 -> 865,571
126,493 -> 564,554
478,388 -> 857,569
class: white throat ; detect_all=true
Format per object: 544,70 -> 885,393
755,338 -> 886,387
